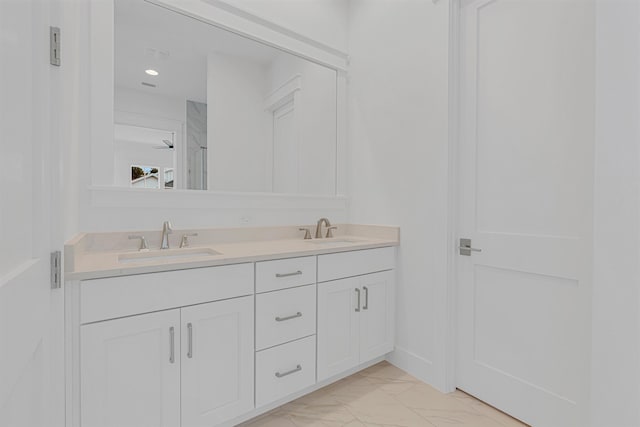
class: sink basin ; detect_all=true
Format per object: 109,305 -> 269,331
306,238 -> 362,245
118,248 -> 222,264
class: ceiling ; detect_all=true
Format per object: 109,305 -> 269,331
114,0 -> 283,101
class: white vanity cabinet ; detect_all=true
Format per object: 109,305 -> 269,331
317,248 -> 395,381
254,256 -> 318,407
180,296 -> 254,427
77,265 -> 255,427
70,246 -> 396,427
81,309 -> 182,427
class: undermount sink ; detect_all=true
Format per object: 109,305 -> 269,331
118,248 -> 222,264
306,238 -> 362,245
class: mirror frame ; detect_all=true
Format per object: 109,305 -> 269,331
89,0 -> 348,208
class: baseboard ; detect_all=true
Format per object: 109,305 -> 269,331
386,345 -> 439,390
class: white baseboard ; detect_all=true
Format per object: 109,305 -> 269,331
386,346 -> 441,390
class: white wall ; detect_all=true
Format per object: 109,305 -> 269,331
591,1 -> 640,425
347,0 -> 452,389
218,0 -> 348,52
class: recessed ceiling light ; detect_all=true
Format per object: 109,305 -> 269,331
145,69 -> 159,76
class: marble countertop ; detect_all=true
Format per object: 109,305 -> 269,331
65,224 -> 400,281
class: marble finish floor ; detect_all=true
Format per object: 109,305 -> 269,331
240,361 -> 528,427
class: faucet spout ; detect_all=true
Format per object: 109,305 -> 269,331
161,221 -> 173,249
315,218 -> 331,239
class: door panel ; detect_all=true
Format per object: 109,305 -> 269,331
359,271 -> 394,361
457,1 -> 594,426
80,310 -> 181,427
180,296 -> 254,427
317,277 -> 360,381
0,0 -> 60,424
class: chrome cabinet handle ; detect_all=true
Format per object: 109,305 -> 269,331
187,323 -> 193,359
355,288 -> 361,312
363,286 -> 369,310
275,312 -> 302,322
275,365 -> 302,378
275,270 -> 302,278
169,327 -> 175,364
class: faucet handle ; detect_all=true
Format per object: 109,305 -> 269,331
326,226 -> 338,238
128,235 -> 149,252
180,233 -> 198,248
299,228 -> 312,240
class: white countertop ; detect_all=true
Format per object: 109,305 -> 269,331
65,224 -> 400,281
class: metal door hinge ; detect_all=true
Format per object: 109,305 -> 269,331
50,26 -> 60,66
51,251 -> 62,289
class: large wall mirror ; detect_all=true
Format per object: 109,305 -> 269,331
112,0 -> 338,195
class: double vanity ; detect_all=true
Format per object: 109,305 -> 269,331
65,222 -> 399,427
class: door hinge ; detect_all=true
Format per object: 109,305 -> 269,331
51,251 -> 62,289
50,26 -> 60,66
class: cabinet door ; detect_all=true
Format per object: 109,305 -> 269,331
359,271 -> 395,361
81,309 -> 181,427
180,296 -> 254,427
317,277 -> 360,381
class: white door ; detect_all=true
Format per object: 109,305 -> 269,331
456,1 -> 594,426
0,1 -> 64,426
80,310 -> 181,427
317,277 -> 360,381
181,296 -> 254,427
272,100 -> 298,193
359,271 -> 394,362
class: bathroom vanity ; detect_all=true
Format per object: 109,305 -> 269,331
64,224 -> 399,427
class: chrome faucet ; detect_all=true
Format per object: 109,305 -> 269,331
161,221 -> 173,249
315,218 -> 332,239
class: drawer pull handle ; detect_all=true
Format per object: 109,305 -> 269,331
187,323 -> 193,359
275,365 -> 302,378
169,327 -> 175,364
275,312 -> 302,322
363,286 -> 369,310
275,270 -> 302,278
355,288 -> 361,312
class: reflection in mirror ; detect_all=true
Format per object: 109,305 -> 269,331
114,0 -> 338,194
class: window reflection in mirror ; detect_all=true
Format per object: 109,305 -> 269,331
114,0 -> 337,194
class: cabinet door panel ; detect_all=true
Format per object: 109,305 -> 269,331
317,277 -> 360,381
80,310 -> 181,427
359,271 -> 395,361
181,296 -> 254,427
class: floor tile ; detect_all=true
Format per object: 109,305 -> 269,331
239,362 -> 528,427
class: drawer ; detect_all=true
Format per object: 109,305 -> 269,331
256,285 -> 316,350
318,247 -> 395,282
256,256 -> 316,293
80,264 -> 254,324
256,335 -> 316,407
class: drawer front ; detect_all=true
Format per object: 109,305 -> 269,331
256,285 -> 316,350
256,256 -> 316,293
256,335 -> 316,407
81,264 -> 254,324
317,247 -> 395,283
